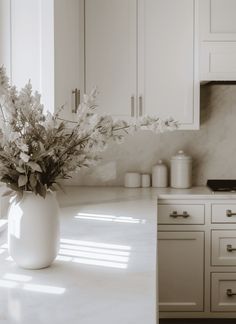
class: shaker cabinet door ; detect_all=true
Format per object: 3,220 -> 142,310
138,0 -> 199,129
199,0 -> 236,41
199,0 -> 236,81
158,231 -> 204,312
84,0 -> 137,119
84,0 -> 199,128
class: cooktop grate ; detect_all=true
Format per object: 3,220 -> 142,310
207,180 -> 236,192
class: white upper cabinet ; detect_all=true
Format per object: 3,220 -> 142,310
85,0 -> 137,119
1,0 -> 82,118
199,0 -> 236,81
41,0 -> 82,118
53,0 -> 82,119
200,0 -> 236,41
138,0 -> 198,128
84,0 -> 199,129
2,0 -> 202,126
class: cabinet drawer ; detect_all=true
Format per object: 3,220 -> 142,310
158,204 -> 204,225
212,273 -> 236,312
212,230 -> 236,266
212,204 -> 236,223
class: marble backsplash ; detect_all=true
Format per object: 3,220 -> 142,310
65,83 -> 236,186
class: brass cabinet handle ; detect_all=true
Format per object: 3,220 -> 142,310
139,96 -> 143,117
72,88 -> 80,113
227,244 -> 236,252
169,211 -> 190,218
227,289 -> 236,297
226,209 -> 236,217
131,96 -> 135,117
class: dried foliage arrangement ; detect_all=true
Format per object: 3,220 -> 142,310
0,66 -> 178,197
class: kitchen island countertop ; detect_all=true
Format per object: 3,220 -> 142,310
0,187 -> 158,324
1,186 -> 236,324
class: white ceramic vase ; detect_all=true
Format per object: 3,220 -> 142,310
8,191 -> 60,269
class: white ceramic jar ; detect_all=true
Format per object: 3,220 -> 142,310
8,191 -> 60,269
152,160 -> 168,188
141,174 -> 151,188
124,172 -> 141,188
170,150 -> 192,189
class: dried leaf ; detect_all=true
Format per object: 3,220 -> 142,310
39,141 -> 45,152
16,167 -> 25,174
29,173 -> 37,188
20,152 -> 30,163
27,162 -> 42,173
18,175 -> 28,187
36,182 -> 46,198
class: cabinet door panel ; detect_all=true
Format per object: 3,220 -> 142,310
41,0 -> 82,116
138,0 -> 198,128
85,0 -> 137,119
200,42 -> 236,81
54,0 -> 81,119
158,231 -> 204,312
199,0 -> 236,41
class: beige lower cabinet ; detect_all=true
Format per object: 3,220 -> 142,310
158,231 -> 204,312
158,198 -> 236,319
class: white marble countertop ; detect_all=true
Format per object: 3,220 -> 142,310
59,186 -> 236,203
0,187 -> 158,324
155,186 -> 236,200
1,185 -> 236,324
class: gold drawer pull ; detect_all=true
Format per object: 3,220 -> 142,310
227,289 -> 236,297
170,211 -> 190,218
227,244 -> 236,252
226,209 -> 236,217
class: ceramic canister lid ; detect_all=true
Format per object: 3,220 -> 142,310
171,150 -> 192,161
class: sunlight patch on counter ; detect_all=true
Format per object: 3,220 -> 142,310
75,212 -> 146,224
58,238 -> 131,269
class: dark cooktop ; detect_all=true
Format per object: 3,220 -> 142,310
207,180 -> 236,192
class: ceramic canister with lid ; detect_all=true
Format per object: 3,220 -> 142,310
152,160 -> 168,188
170,150 -> 192,189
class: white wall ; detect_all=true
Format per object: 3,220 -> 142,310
0,0 -> 11,75
0,0 -> 55,112
11,0 -> 41,91
40,0 -> 55,113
